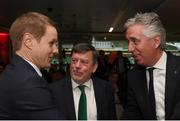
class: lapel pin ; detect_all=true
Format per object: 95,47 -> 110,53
174,70 -> 177,74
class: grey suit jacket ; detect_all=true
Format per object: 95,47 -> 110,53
0,55 -> 62,119
50,76 -> 117,120
123,52 -> 180,119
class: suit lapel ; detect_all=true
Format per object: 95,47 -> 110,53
138,68 -> 152,116
165,53 -> 179,119
92,78 -> 104,119
64,78 -> 76,119
140,69 -> 149,106
133,65 -> 154,118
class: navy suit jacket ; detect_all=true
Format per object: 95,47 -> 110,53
50,76 -> 117,120
0,55 -> 62,119
123,52 -> 180,119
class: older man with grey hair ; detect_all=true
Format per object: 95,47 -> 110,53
122,12 -> 180,120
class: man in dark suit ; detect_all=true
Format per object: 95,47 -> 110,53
0,12 -> 63,119
50,43 -> 117,120
122,12 -> 180,120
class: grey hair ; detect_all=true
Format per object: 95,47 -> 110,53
124,12 -> 166,50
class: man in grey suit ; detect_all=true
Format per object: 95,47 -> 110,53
122,12 -> 180,120
0,12 -> 63,119
50,43 -> 117,120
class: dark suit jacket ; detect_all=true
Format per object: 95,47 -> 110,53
50,76 -> 117,120
0,55 -> 62,119
123,52 -> 180,119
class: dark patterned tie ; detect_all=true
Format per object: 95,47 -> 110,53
148,68 -> 157,119
78,85 -> 87,120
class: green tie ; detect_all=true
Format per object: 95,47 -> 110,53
78,85 -> 87,120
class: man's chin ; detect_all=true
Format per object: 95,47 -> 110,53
72,76 -> 80,81
72,78 -> 81,84
43,64 -> 51,68
136,60 -> 143,65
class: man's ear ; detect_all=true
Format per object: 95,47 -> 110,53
22,33 -> 34,49
93,63 -> 98,73
154,36 -> 161,48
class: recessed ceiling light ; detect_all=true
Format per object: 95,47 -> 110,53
109,27 -> 113,32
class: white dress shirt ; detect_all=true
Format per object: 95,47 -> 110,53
146,51 -> 167,120
71,78 -> 97,120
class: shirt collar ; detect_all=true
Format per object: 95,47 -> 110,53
148,51 -> 167,70
71,78 -> 92,90
24,59 -> 42,77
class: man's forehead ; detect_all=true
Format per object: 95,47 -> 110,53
72,52 -> 93,59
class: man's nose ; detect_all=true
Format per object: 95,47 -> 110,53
75,60 -> 81,68
128,42 -> 135,52
53,45 -> 59,54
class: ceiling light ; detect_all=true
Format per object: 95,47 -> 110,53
109,27 -> 113,32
